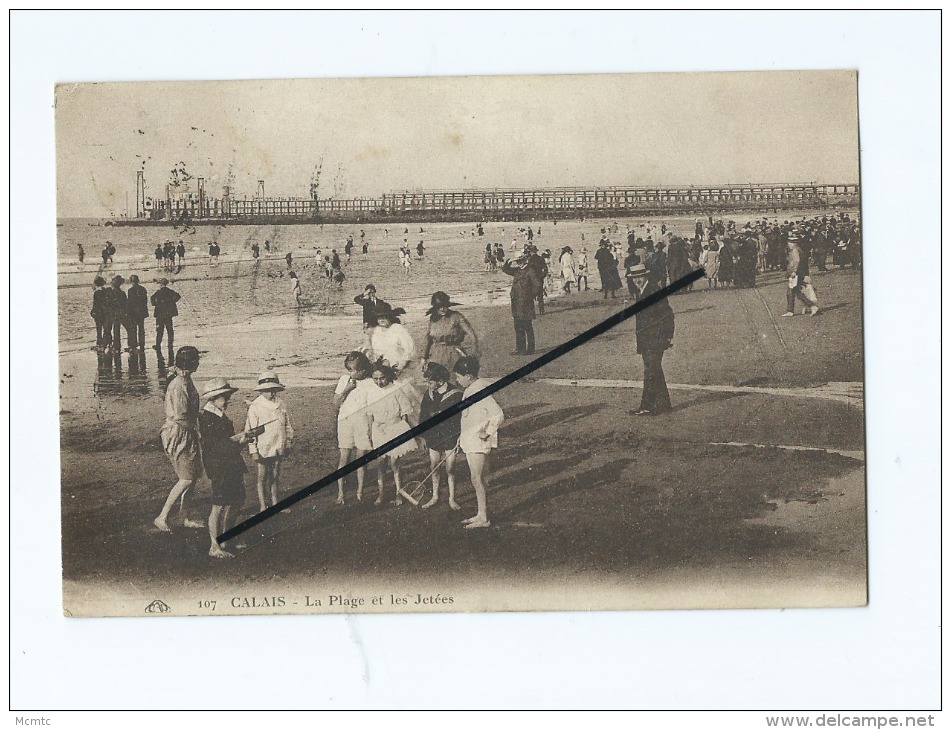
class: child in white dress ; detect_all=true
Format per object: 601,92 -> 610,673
245,370 -> 294,513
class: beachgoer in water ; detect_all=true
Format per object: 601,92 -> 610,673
104,275 -> 127,353
285,251 -> 293,269
125,274 -> 148,351
77,243 -> 85,264
289,271 -> 302,308
90,276 -> 109,350
151,277 -> 181,352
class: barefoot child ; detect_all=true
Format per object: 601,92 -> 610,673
245,371 -> 294,513
453,356 -> 503,528
333,351 -> 376,504
199,378 -> 254,558
366,362 -> 418,506
419,362 -> 463,511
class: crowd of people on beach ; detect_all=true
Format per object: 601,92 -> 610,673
77,211 -> 860,558
153,282 -> 503,557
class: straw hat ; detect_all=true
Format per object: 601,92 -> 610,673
628,264 -> 649,277
201,377 -> 239,400
254,371 -> 286,391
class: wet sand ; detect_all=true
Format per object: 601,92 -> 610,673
57,213 -> 866,615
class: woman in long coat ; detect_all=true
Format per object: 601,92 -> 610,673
665,237 -> 693,290
717,239 -> 735,287
595,241 -> 623,299
559,247 -> 576,294
423,291 -> 479,375
502,255 -> 540,355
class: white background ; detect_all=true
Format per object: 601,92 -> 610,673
8,9 -> 942,718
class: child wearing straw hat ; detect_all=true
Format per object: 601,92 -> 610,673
245,371 -> 295,513
199,377 -> 254,558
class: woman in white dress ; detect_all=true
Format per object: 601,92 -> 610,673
559,246 -> 576,294
368,307 -> 415,373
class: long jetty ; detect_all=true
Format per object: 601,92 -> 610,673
114,181 -> 860,226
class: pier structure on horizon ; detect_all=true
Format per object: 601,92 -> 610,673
129,178 -> 860,225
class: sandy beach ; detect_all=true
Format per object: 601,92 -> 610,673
58,213 -> 866,616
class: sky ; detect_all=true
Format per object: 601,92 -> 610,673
55,70 -> 859,218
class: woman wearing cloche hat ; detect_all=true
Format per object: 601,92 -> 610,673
422,291 -> 479,375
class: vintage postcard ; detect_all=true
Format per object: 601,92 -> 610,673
56,71 -> 865,617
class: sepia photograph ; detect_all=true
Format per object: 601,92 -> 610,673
55,70 -> 867,617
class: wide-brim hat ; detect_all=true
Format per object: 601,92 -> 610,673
376,306 -> 406,322
628,264 -> 649,277
427,291 -> 463,314
201,377 -> 239,400
254,371 -> 285,391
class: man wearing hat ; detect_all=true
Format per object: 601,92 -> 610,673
125,275 -> 149,351
90,276 -> 110,349
199,377 -> 252,558
423,291 -> 479,375
629,264 -> 675,416
353,284 -> 391,332
245,371 -> 294,513
103,275 -> 127,353
502,253 -> 541,355
782,234 -> 819,317
150,278 -> 181,352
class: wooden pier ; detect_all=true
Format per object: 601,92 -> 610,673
127,181 -> 859,226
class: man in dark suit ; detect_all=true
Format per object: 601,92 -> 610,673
124,275 -> 149,351
353,284 -> 391,331
502,254 -> 542,356
150,278 -> 181,352
104,276 -> 127,352
629,264 -> 674,415
90,276 -> 110,349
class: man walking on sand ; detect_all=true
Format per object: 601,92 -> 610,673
629,264 -> 674,416
782,232 -> 819,317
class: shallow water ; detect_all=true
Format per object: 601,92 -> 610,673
57,209 -> 853,407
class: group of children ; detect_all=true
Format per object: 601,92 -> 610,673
333,351 -> 501,529
157,343 -> 503,558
